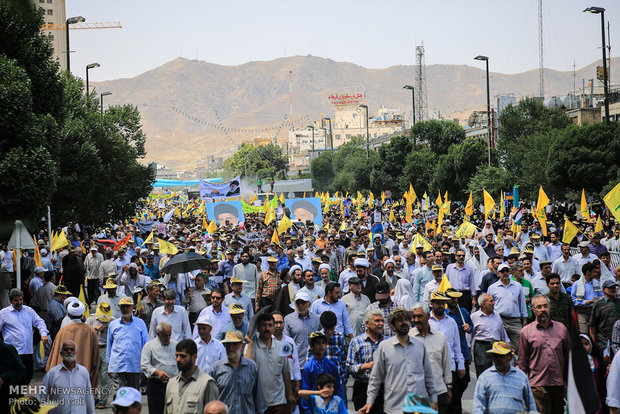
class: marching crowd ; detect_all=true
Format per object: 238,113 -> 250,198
1,196 -> 620,414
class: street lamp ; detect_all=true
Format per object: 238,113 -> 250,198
65,16 -> 85,73
403,85 -> 416,130
100,91 -> 111,115
358,104 -> 369,159
321,117 -> 332,149
474,55 -> 491,166
584,6 -> 610,123
307,125 -> 315,152
86,62 -> 100,102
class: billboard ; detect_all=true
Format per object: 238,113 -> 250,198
199,176 -> 241,200
328,92 -> 365,106
206,201 -> 245,227
284,198 -> 323,225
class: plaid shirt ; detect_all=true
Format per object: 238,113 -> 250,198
257,270 -> 280,301
307,329 -> 348,387
346,332 -> 386,382
368,301 -> 398,337
612,319 -> 620,356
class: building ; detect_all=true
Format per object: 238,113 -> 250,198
33,0 -> 67,71
608,101 -> 620,122
566,108 -> 601,126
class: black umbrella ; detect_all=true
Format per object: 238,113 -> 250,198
160,252 -> 210,275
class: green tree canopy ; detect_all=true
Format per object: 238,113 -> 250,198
223,143 -> 288,180
411,119 -> 466,154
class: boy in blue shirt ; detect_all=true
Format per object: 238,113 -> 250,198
299,372 -> 347,414
301,331 -> 343,413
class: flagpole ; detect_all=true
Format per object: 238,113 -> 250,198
47,205 -> 52,256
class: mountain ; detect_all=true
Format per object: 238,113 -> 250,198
92,55 -> 619,169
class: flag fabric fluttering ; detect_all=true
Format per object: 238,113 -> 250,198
580,189 -> 589,218
483,189 -> 495,222
603,182 -> 620,222
562,217 -> 580,244
465,191 -> 473,216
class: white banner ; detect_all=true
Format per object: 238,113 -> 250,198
199,176 -> 241,200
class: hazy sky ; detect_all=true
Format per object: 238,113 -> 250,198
67,0 -> 619,82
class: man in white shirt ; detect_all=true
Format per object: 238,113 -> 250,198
573,241 -> 598,272
194,315 -> 226,375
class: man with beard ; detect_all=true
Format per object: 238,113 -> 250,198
40,340 -> 95,413
209,331 -> 266,414
141,321 -> 178,414
367,281 -> 397,337
150,288 -> 192,343
107,297 -> 149,392
274,265 -> 303,316
62,246 -> 86,297
359,308 -> 437,414
342,276 -> 371,337
165,339 -> 218,414
517,295 -> 569,414
445,288 -> 473,414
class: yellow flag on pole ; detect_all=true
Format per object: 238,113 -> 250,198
603,182 -> 620,222
409,184 -> 417,203
207,220 -> 217,234
536,209 -> 548,236
595,215 -> 604,233
368,192 -> 374,207
52,230 -> 69,251
271,230 -> 280,245
562,217 -> 579,244
411,233 -> 432,252
455,221 -> 477,238
33,236 -> 42,267
438,273 -> 452,292
483,189 -> 495,221
202,217 -> 208,230
499,192 -> 505,219
435,191 -> 442,208
157,238 -> 179,255
279,192 -> 285,203
580,189 -> 589,218
142,230 -> 154,246
264,206 -> 276,225
79,284 -> 90,318
389,208 -> 395,222
537,186 -> 550,212
465,191 -> 473,216
405,203 -> 413,223
278,215 -> 293,234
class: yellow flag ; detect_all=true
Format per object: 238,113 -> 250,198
271,230 -> 280,245
142,230 -> 154,246
438,273 -> 451,292
303,192 -> 306,198
195,201 -> 205,215
444,191 -> 448,205
264,206 -> 276,225
411,233 -> 432,252
437,207 -> 444,229
409,184 -> 417,203
405,203 -> 413,223
279,192 -> 285,203
381,191 -> 385,204
202,217 -> 208,230
435,191 -> 442,208
562,217 -> 579,244
581,189 -> 589,218
207,220 -> 217,234
278,215 -> 293,234
136,292 -> 143,313
389,208 -> 395,222
33,236 -> 42,267
368,192 -> 374,207
465,191 -> 473,216
603,182 -> 620,222
536,209 -> 548,236
442,200 -> 451,215
483,189 -> 495,221
537,186 -> 550,212
39,341 -> 45,362
157,238 -> 179,255
455,221 -> 477,238
595,216 -> 604,233
78,284 -> 90,318
357,191 -> 363,202
499,192 -> 505,219
52,230 -> 69,251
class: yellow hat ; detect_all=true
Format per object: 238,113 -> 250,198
229,303 -> 246,315
267,256 -> 278,263
96,302 -> 113,322
509,247 -> 520,256
230,277 -> 248,284
220,330 -> 244,344
431,265 -> 443,272
103,278 -> 118,289
119,297 -> 134,306
487,341 -> 512,355
430,291 -> 450,301
54,285 -> 71,295
445,288 -> 463,298
523,246 -> 534,254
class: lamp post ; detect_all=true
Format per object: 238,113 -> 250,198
358,104 -> 369,159
474,55 -> 491,166
403,85 -> 416,128
321,117 -> 332,149
85,62 -> 100,102
100,91 -> 111,115
584,6 -> 610,124
65,16 -> 85,73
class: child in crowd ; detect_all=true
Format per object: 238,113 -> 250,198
298,373 -> 347,414
301,331 -> 342,413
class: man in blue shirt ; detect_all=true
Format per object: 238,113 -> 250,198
571,262 -> 602,333
445,288 -> 473,414
107,296 -> 149,392
143,254 -> 161,280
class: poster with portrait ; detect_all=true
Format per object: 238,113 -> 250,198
206,201 -> 245,227
284,198 -> 323,225
199,176 -> 241,200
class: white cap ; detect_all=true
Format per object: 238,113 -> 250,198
498,263 -> 510,272
34,266 -> 46,274
67,300 -> 85,317
195,314 -> 214,326
40,248 -> 48,256
354,258 -> 370,268
293,291 -> 310,303
578,241 -> 590,248
111,387 -> 142,407
318,263 -> 331,272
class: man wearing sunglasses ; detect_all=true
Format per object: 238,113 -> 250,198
445,248 -> 477,312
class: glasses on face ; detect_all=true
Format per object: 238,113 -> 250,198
211,296 -> 223,301
456,254 -> 465,258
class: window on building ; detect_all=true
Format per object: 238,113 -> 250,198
335,135 -> 341,141
47,0 -> 52,3
47,9 -> 53,15
49,34 -> 54,41
39,0 -> 44,3
346,134 -> 351,139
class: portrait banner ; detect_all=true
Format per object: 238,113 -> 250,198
284,198 -> 323,225
199,176 -> 241,200
206,201 -> 245,227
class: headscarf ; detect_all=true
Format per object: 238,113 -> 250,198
393,279 -> 416,310
481,220 -> 496,238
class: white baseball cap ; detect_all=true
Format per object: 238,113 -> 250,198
111,387 -> 142,407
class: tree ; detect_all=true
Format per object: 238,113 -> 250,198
546,122 -> 620,196
310,151 -> 334,191
467,165 -> 513,205
224,143 -> 288,180
411,119 -> 465,155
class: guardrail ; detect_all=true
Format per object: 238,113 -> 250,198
570,247 -> 619,267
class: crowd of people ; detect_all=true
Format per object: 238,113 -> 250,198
1,193 -> 620,414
